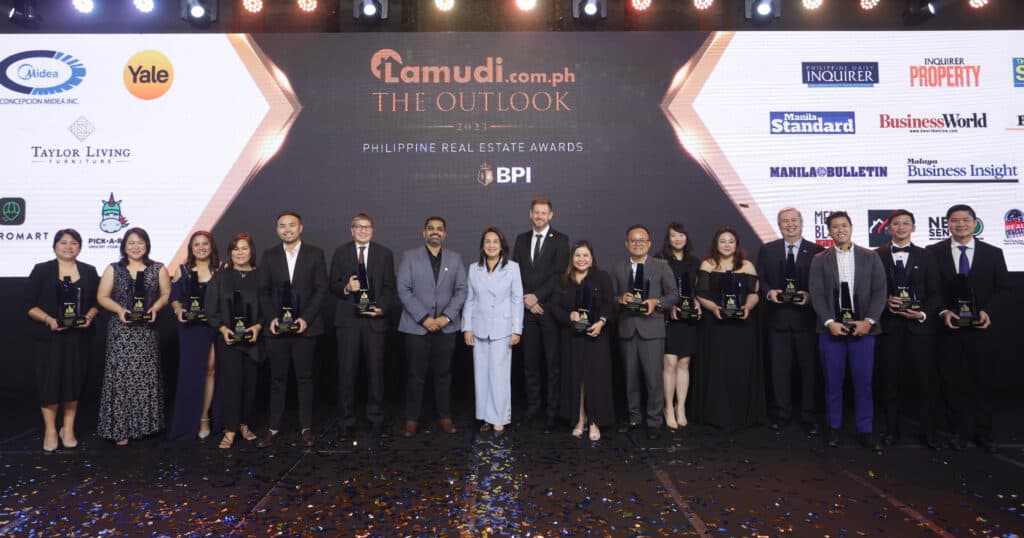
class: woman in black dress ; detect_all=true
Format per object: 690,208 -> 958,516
168,231 -> 221,441
206,233 -> 263,449
694,227 -> 764,432
96,227 -> 171,446
552,240 -> 616,442
656,222 -> 701,430
24,229 -> 100,452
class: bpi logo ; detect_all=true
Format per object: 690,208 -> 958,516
1014,58 -> 1024,88
0,197 -> 26,225
124,50 -> 173,100
1005,209 -> 1024,245
0,50 -> 86,95
867,210 -> 896,247
477,163 -> 532,186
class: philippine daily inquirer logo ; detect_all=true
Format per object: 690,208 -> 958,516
905,158 -> 1019,184
802,62 -> 879,88
0,197 -> 26,225
124,50 -> 174,100
769,165 -> 887,179
927,216 -> 984,241
477,163 -> 532,186
30,117 -> 133,166
0,50 -> 86,104
867,209 -> 896,248
879,112 -> 987,133
909,57 -> 980,87
769,112 -> 855,134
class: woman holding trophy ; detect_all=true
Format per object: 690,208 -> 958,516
656,222 -> 701,431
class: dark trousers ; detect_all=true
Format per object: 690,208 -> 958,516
336,324 -> 385,427
819,334 -> 874,433
521,312 -> 561,419
768,328 -> 819,424
218,342 -> 258,432
404,332 -> 456,422
266,336 -> 316,431
875,324 -> 938,436
619,333 -> 665,428
938,330 -> 994,440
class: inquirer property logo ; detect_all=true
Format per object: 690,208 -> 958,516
124,50 -> 174,100
0,197 -> 26,225
769,112 -> 856,134
802,62 -> 879,87
909,57 -> 980,87
0,50 -> 85,102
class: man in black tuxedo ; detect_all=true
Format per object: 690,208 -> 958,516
328,213 -> 396,439
926,204 -> 1011,453
257,211 -> 328,448
756,207 -> 824,436
510,197 -> 569,433
874,210 -> 942,450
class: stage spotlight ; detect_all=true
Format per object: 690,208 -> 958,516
631,0 -> 651,11
72,0 -> 94,14
353,0 -> 388,22
745,0 -> 779,22
242,0 -> 262,13
860,0 -> 880,9
297,0 -> 317,12
693,0 -> 714,9
903,0 -> 934,23
802,0 -> 822,9
968,0 -> 988,7
516,0 -> 536,11
134,0 -> 155,13
573,0 -> 606,20
435,0 -> 454,11
8,0 -> 39,27
181,0 -> 217,23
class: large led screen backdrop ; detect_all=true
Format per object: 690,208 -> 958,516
1,31 -> 1022,276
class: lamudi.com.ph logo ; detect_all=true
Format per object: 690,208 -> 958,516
123,50 -> 174,100
370,49 -> 576,88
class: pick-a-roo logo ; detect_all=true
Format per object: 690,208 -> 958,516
370,48 -> 504,84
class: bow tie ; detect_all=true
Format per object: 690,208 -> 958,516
891,246 -> 911,254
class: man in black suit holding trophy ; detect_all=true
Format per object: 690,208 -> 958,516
874,210 -> 942,450
926,204 -> 1011,453
757,208 -> 824,436
329,213 -> 396,439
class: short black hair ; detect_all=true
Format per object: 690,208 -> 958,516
888,209 -> 915,224
946,204 -> 976,220
52,228 -> 82,249
424,216 -> 447,229
277,210 -> 302,222
825,211 -> 851,228
625,224 -> 650,239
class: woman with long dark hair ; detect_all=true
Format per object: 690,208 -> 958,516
656,222 -> 701,430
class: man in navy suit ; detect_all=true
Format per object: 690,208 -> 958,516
397,216 -> 468,438
757,208 -> 824,436
926,204 -> 1011,453
328,213 -> 396,439
257,211 -> 328,448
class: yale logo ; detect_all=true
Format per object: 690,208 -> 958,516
124,50 -> 174,100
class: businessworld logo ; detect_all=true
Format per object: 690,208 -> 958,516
477,163 -> 532,186
1005,209 -> 1024,245
770,112 -> 855,135
769,165 -> 887,179
1013,58 -> 1024,88
867,209 -> 896,248
906,158 -> 1019,184
0,50 -> 85,104
879,112 -> 987,134
928,216 -> 984,241
909,57 -> 980,87
0,197 -> 26,226
802,62 -> 879,87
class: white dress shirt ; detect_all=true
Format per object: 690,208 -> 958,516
530,225 -> 550,263
284,240 -> 302,282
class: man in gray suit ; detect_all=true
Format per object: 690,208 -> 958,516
808,211 -> 887,451
397,216 -> 468,438
612,224 -> 679,440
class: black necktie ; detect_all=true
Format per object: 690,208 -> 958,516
533,234 -> 542,263
891,246 -> 911,254
958,245 -> 970,277
634,262 -> 645,289
358,246 -> 366,265
785,244 -> 796,276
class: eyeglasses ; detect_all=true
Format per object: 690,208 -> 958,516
627,238 -> 649,245
351,224 -> 373,231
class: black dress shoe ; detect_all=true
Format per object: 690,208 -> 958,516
647,429 -> 660,441
860,433 -> 882,452
949,435 -> 967,451
826,428 -> 840,448
924,434 -> 942,451
543,418 -> 555,434
617,422 -> 638,434
881,433 -> 897,446
975,436 -> 999,454
336,425 -> 354,440
803,422 -> 820,437
301,428 -> 316,447
768,421 -> 785,432
256,430 -> 277,448
371,422 -> 387,438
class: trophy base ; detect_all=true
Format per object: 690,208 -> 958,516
356,303 -> 378,314
182,312 -> 207,323
896,302 -> 922,313
277,322 -> 300,335
127,312 -> 150,324
676,309 -> 700,321
721,309 -> 744,319
572,321 -> 592,333
954,317 -> 983,328
624,302 -> 647,313
232,330 -> 254,343
779,293 -> 803,304
58,317 -> 87,328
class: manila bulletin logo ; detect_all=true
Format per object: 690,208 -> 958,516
1005,209 -> 1024,245
909,57 -> 980,87
769,165 -> 887,179
0,50 -> 86,102
1014,58 -> 1024,88
769,112 -> 855,134
801,62 -> 879,87
124,50 -> 174,100
867,209 -> 895,247
0,197 -> 26,225
99,192 -> 129,233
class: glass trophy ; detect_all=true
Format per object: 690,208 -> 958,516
953,275 -> 982,328
720,270 -> 744,319
127,272 -> 150,323
676,274 -> 699,320
355,262 -> 376,314
57,276 -> 86,328
230,290 -> 253,343
277,283 -> 300,334
181,271 -> 207,323
573,282 -> 594,333
779,277 -> 800,303
625,279 -> 649,312
837,281 -> 858,333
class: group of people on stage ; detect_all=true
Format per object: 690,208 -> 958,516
24,199 -> 1010,454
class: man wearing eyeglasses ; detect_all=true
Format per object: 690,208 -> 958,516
328,213 -> 396,439
611,225 -> 679,441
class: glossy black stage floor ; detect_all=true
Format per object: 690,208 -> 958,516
2,393 -> 1023,538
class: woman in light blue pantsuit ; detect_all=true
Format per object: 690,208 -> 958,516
463,227 -> 523,433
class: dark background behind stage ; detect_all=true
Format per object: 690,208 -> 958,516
1,32 -> 1020,413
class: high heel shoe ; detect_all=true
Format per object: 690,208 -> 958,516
58,427 -> 78,449
198,418 -> 211,440
664,407 -> 678,430
219,432 -> 235,450
239,425 -> 257,442
589,425 -> 601,442
676,406 -> 688,428
572,426 -> 584,439
42,431 -> 58,453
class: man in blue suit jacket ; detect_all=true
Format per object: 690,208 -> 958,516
397,216 -> 468,438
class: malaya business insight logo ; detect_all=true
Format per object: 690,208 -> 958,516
909,57 -> 980,87
770,112 -> 855,134
0,50 -> 85,104
867,210 -> 896,248
1012,58 -> 1023,88
879,112 -> 987,134
802,62 -> 879,87
905,158 -> 1018,184
770,165 -> 887,179
1005,209 -> 1024,245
